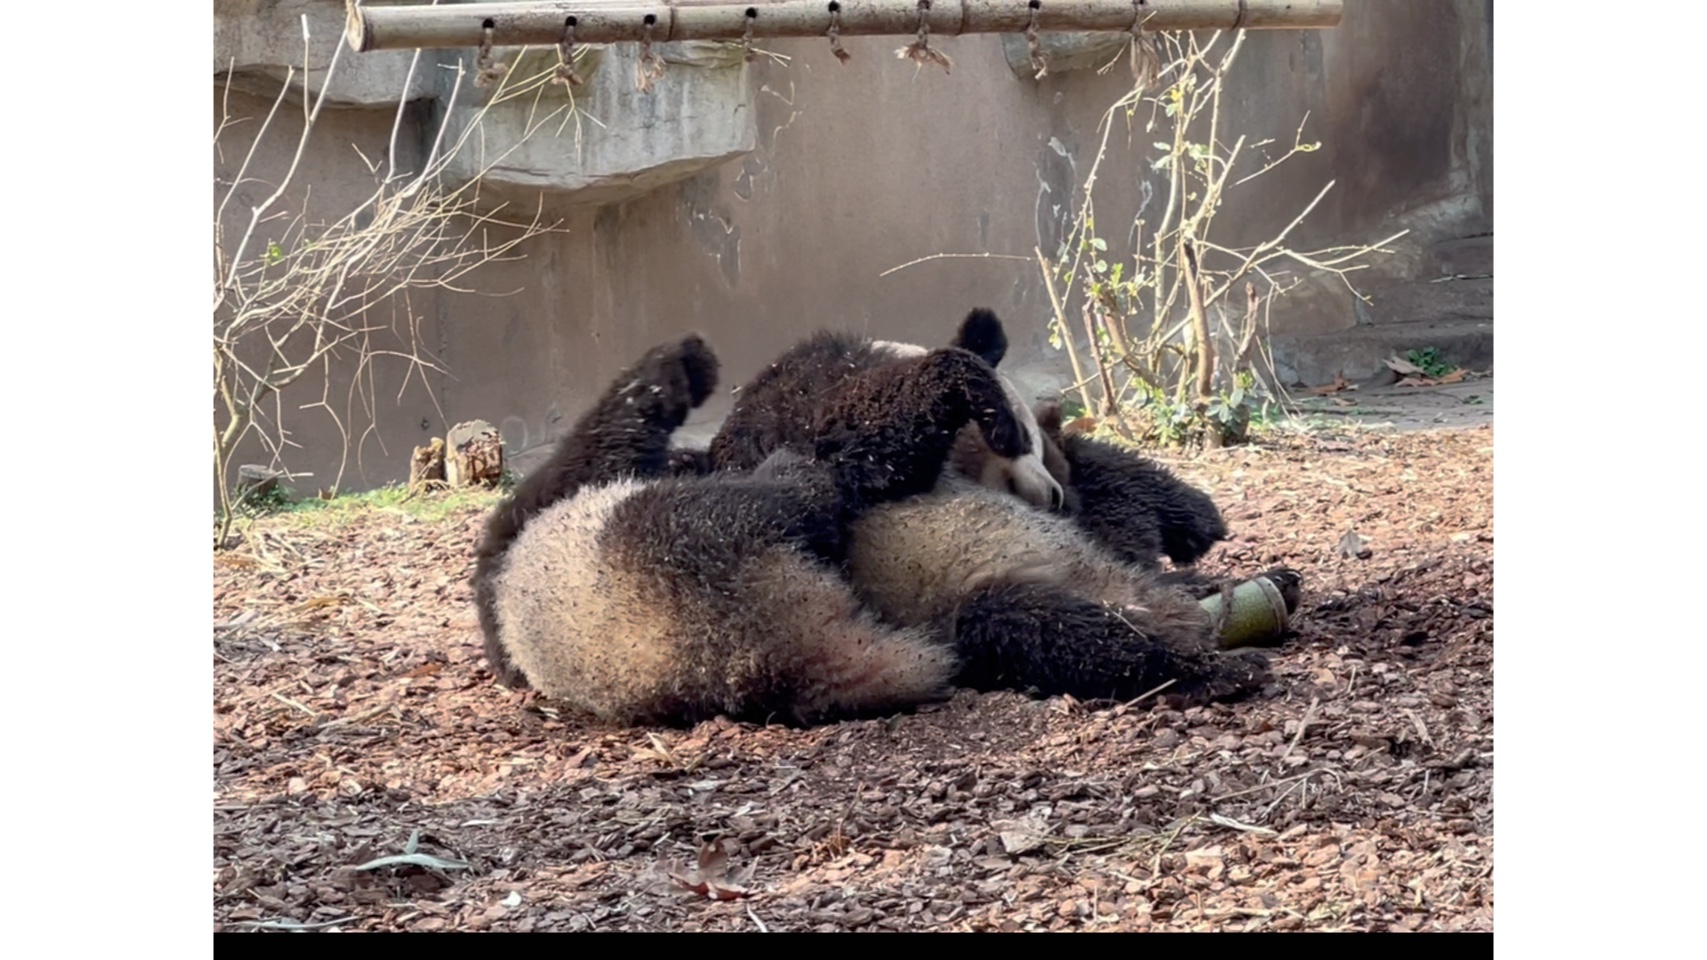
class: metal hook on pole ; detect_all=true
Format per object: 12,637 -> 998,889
896,0 -> 953,74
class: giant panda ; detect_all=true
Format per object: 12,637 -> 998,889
477,334 -> 1040,726
708,309 -> 1068,514
704,310 -> 1280,709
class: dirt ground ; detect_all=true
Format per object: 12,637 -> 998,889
213,390 -> 1493,933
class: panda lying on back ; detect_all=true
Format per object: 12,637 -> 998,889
478,335 -> 1037,726
475,314 -> 1285,726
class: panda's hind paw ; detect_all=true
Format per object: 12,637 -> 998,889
637,334 -> 722,424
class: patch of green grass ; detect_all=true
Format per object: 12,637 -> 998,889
278,483 -> 505,528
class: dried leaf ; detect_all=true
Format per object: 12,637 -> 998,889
1338,530 -> 1372,560
993,814 -> 1050,856
696,840 -> 730,879
669,841 -> 752,900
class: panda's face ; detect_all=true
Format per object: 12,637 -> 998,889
873,339 -> 1066,512
950,379 -> 1066,512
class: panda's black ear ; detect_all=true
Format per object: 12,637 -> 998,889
951,308 -> 1007,367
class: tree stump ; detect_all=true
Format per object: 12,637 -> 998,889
409,437 -> 447,493
446,420 -> 504,487
236,465 -> 289,506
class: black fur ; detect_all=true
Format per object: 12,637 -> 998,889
709,308 -> 1028,475
471,336 -> 720,688
709,331 -> 893,473
951,307 -> 1008,367
603,455 -> 852,595
951,581 -> 1273,707
811,347 -> 1025,509
666,446 -> 715,477
1036,403 -> 1229,567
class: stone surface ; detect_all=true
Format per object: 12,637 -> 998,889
439,42 -> 756,206
1271,317 -> 1493,387
213,0 -> 432,107
214,2 -> 756,206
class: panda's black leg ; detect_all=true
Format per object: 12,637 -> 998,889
472,335 -> 719,688
950,580 -> 1272,708
1151,568 -> 1219,596
813,348 -> 1026,508
1059,436 -> 1229,567
604,455 -> 850,580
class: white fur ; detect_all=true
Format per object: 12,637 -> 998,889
488,476 -> 957,723
996,373 -> 1059,510
870,341 -> 929,360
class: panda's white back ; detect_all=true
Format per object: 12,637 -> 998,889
486,475 -> 957,725
488,478 -> 684,715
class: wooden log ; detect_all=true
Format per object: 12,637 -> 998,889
236,465 -> 290,504
346,0 -> 1343,53
445,420 -> 505,487
408,437 -> 447,492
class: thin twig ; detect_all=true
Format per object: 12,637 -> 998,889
225,917 -> 354,931
877,252 -> 1032,278
1121,677 -> 1177,707
1278,696 -> 1320,765
270,691 -> 319,718
1036,246 -> 1095,415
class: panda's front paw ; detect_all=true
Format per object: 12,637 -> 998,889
947,355 -> 1027,460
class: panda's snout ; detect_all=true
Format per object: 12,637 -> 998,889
1007,454 -> 1065,513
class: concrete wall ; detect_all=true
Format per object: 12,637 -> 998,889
213,0 -> 1492,492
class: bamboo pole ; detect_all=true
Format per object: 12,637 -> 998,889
345,0 -> 1343,53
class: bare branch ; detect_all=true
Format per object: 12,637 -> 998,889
877,252 -> 1033,278
1022,27 -> 1396,449
212,30 -> 563,545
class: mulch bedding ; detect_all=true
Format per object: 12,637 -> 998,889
212,424 -> 1493,933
